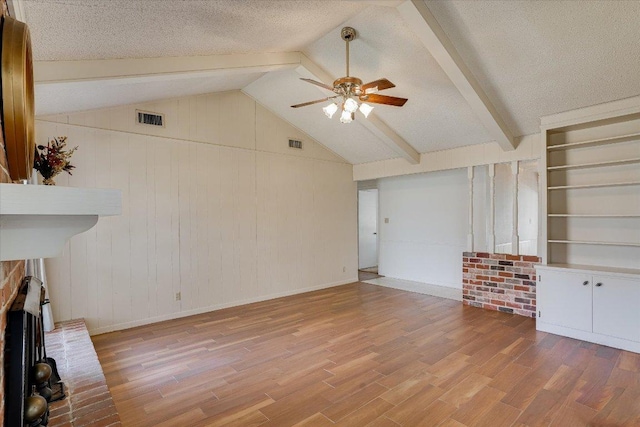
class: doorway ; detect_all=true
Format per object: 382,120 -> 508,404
358,189 -> 379,280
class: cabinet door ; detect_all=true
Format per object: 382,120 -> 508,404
593,275 -> 640,342
538,269 -> 592,332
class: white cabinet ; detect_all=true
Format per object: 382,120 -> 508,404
537,265 -> 640,353
537,268 -> 591,332
593,275 -> 640,342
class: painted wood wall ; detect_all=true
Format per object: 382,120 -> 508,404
37,91 -> 357,334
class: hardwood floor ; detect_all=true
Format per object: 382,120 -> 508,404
92,282 -> 640,426
358,270 -> 383,281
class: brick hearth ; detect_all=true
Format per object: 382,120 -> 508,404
46,319 -> 121,427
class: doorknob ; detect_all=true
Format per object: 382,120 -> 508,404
373,232 -> 377,235
595,282 -> 603,287
583,281 -> 589,286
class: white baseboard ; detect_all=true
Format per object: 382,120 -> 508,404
537,321 -> 640,354
88,278 -> 358,336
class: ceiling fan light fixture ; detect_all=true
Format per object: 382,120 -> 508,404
323,102 -> 338,119
359,102 -> 373,118
292,27 -> 408,121
339,109 -> 353,124
343,97 -> 359,114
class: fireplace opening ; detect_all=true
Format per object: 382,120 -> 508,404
4,276 -> 65,427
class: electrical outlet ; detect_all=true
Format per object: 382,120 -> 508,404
343,266 -> 346,272
384,218 -> 389,223
175,292 -> 181,301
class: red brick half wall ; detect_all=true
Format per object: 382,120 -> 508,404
462,252 -> 541,318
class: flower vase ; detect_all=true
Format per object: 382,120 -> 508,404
42,176 -> 56,185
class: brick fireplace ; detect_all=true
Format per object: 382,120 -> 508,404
0,3 -> 29,421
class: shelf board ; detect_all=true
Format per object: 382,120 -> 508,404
0,183 -> 121,261
548,214 -> 640,218
548,157 -> 640,171
537,264 -> 640,278
547,132 -> 640,151
548,239 -> 640,247
548,181 -> 640,190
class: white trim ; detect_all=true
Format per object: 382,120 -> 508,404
352,133 -> 540,181
467,166 -> 474,252
540,95 -> 640,129
511,160 -> 519,255
88,278 -> 358,335
488,164 -> 495,253
7,0 -> 27,22
537,321 -> 640,354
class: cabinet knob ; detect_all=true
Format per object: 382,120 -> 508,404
583,281 -> 589,286
595,282 -> 603,287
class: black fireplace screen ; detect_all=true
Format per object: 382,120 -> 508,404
4,276 -> 65,427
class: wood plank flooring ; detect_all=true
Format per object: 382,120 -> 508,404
92,283 -> 640,426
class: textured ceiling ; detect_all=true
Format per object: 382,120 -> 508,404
244,69 -> 400,164
22,0 -> 368,60
426,0 -> 640,137
302,5 -> 492,154
18,0 -> 640,165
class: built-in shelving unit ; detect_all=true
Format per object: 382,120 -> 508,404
540,100 -> 640,271
538,99 -> 640,353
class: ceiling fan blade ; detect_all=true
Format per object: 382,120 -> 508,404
361,78 -> 395,93
300,78 -> 335,92
291,96 -> 337,108
361,93 -> 408,107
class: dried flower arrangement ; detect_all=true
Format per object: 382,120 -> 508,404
33,136 -> 78,185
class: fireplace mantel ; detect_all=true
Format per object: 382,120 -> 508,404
0,183 -> 121,261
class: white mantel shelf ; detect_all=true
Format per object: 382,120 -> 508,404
0,183 -> 121,261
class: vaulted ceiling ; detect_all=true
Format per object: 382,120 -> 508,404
12,0 -> 640,165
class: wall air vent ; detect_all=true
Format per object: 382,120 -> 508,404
288,139 -> 303,149
136,110 -> 164,127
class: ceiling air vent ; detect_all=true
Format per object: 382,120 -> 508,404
136,110 -> 164,127
288,139 -> 303,150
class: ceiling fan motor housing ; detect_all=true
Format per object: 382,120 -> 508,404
333,76 -> 363,97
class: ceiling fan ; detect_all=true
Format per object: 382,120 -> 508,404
291,27 -> 408,124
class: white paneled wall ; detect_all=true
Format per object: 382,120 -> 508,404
37,91 -> 357,334
378,169 -> 469,289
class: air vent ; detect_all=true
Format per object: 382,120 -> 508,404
136,110 -> 164,127
288,139 -> 303,149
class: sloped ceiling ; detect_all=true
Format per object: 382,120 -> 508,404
14,0 -> 640,165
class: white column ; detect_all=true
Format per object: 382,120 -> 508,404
488,164 -> 495,253
467,166 -> 474,252
511,161 -> 520,255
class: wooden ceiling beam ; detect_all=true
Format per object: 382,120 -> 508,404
34,52 -> 302,84
398,0 -> 516,151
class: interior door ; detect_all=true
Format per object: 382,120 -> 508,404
358,189 -> 378,269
